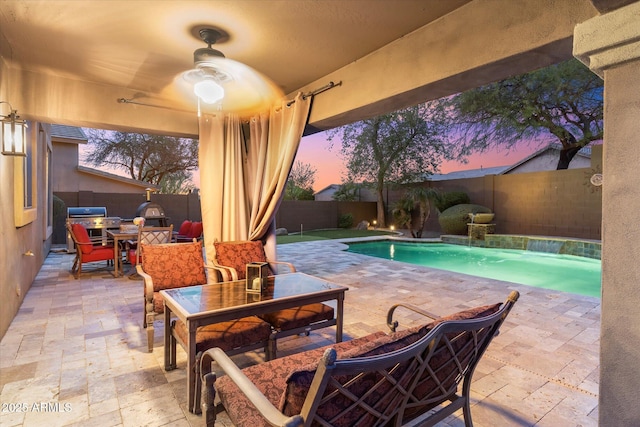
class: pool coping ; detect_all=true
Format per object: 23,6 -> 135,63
333,234 -> 602,260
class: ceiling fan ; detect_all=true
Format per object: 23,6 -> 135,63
178,28 -> 283,116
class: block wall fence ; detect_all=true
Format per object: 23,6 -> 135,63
53,167 -> 602,244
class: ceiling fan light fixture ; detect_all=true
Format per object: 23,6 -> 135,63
193,79 -> 224,104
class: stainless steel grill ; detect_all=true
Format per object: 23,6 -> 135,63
66,207 -> 121,252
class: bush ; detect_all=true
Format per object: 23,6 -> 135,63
438,204 -> 492,235
338,213 -> 354,229
435,191 -> 470,213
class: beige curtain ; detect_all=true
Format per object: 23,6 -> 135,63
198,92 -> 311,265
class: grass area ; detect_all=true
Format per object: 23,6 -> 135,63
277,229 -> 397,244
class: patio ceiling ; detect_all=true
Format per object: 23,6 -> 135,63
0,0 -> 618,136
0,0 -> 470,98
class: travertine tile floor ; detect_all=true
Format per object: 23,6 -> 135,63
0,238 -> 600,426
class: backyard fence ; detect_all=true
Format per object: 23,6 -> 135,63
54,166 -> 602,244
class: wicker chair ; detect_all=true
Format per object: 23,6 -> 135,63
200,291 -> 519,427
208,240 -> 336,356
66,223 -> 116,279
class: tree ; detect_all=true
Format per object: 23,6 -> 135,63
84,129 -> 199,193
328,103 -> 462,227
332,181 -> 360,201
391,186 -> 440,238
284,161 -> 316,200
451,58 -> 603,169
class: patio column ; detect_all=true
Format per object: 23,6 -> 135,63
574,2 -> 640,425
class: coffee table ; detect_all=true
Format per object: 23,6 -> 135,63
160,272 -> 348,412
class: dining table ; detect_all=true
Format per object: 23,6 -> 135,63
160,272 -> 348,412
105,229 -> 138,277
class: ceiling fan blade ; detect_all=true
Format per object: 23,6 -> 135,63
175,56 -> 284,116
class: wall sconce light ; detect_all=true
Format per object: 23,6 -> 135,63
1,101 -> 28,156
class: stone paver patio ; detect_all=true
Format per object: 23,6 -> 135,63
0,238 -> 600,426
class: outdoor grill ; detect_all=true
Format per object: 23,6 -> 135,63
135,188 -> 169,226
66,207 -> 121,252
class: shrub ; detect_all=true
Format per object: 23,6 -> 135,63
438,204 -> 492,235
338,213 -> 354,229
435,191 -> 470,213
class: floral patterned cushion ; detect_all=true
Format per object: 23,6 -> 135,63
258,303 -> 335,331
173,316 -> 272,353
279,303 -> 502,424
214,331 -> 388,427
214,240 -> 269,280
141,241 -> 207,292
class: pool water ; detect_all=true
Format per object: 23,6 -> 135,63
347,241 -> 601,297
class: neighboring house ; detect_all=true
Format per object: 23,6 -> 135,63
314,184 -> 341,201
427,143 -> 599,181
427,166 -> 510,182
314,183 -> 378,202
51,124 -> 158,193
502,143 -> 594,174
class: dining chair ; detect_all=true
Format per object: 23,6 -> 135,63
66,223 -> 116,279
209,240 -> 335,357
125,225 -> 174,272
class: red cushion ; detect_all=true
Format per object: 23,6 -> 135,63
81,246 -> 114,262
71,223 -> 93,254
178,220 -> 192,236
128,248 -> 141,265
188,221 -> 203,239
214,241 -> 267,280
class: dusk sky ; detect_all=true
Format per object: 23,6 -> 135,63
297,131 -> 542,192
80,128 -> 542,192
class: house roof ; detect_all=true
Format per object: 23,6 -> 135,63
500,142 -> 593,174
77,166 -> 159,190
427,142 -> 598,181
427,166 -> 510,181
50,125 -> 87,144
314,184 -> 341,195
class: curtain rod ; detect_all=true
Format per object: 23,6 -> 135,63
117,98 -> 196,114
118,80 -> 342,112
287,81 -> 342,106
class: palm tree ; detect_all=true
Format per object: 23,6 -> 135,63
392,187 -> 440,238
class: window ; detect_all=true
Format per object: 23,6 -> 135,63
44,130 -> 53,239
14,122 -> 37,227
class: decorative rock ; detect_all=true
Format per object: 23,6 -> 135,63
275,228 -> 289,236
355,220 -> 370,230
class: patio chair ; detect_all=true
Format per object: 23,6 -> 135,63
176,220 -> 203,242
137,238 -> 202,352
66,223 -> 116,279
209,240 -> 336,355
137,240 -> 274,365
126,225 -> 174,268
200,291 -> 519,427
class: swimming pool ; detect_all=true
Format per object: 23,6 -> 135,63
347,241 -> 601,297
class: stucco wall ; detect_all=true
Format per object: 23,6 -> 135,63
0,119 -> 51,340
599,59 -> 640,424
390,167 -> 602,240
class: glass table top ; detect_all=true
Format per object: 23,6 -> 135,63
162,272 -> 346,315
